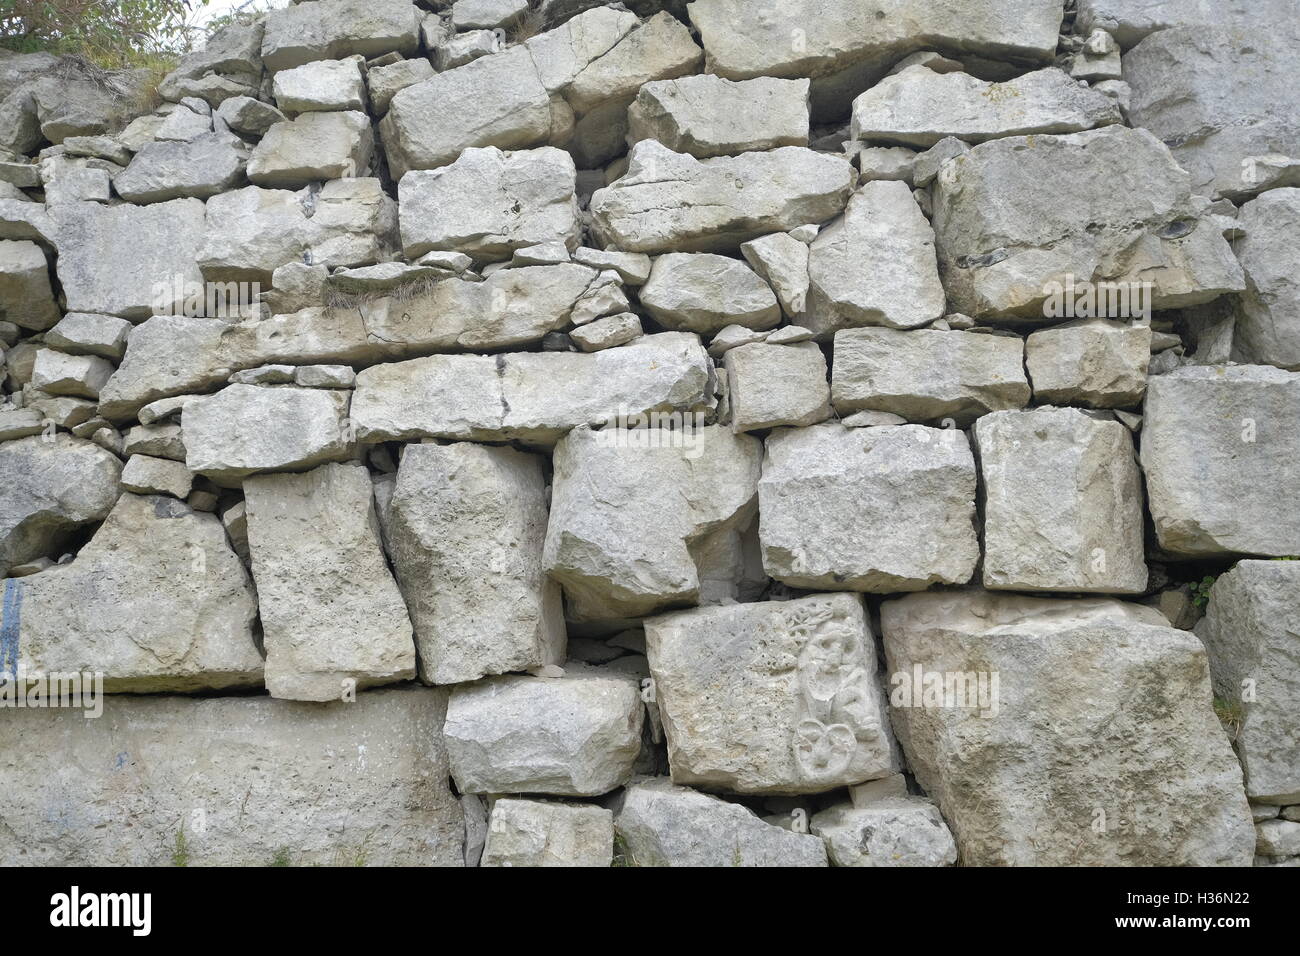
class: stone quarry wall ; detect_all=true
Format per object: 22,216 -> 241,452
1,0 -> 1298,867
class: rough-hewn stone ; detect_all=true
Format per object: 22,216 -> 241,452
244,462 -> 415,701
881,590 -> 1256,866
386,443 -> 564,686
758,423 -> 979,592
975,407 -> 1148,593
0,687 -> 463,865
832,327 -> 1029,424
544,424 -> 760,623
444,671 -> 643,796
7,493 -> 261,692
1195,561 -> 1300,804
615,777 -> 828,866
1140,365 -> 1300,557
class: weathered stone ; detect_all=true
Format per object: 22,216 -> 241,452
386,443 -> 564,686
481,799 -> 612,867
1229,189 -> 1300,370
564,11 -> 702,112
811,799 -> 958,867
245,462 -> 415,701
1141,365 -> 1300,557
6,492 -> 261,692
759,423 -> 978,592
120,454 -> 193,499
30,349 -> 115,400
24,394 -> 96,430
122,422 -> 185,461
154,101 -> 213,142
857,145 -> 918,183
452,0 -> 529,31
0,407 -> 43,441
137,395 -> 192,426
113,133 -> 248,204
380,45 -> 565,178
98,302 -> 395,423
361,263 -> 602,351
0,199 -> 54,243
852,66 -> 1120,148
261,0 -> 421,72
158,18 -> 263,102
199,179 -> 397,284
932,127 -> 1246,319
50,198 -> 206,320
43,312 -> 131,361
568,270 -> 628,325
707,324 -> 769,358
183,384 -> 356,485
975,407 -> 1146,593
0,687 -> 463,865
848,773 -> 908,807
271,57 -> 366,113
804,180 -> 946,336
293,364 -> 354,388
351,332 -> 711,444
231,364 -> 295,386
688,0 -> 1061,119
26,72 -> 152,144
0,161 -> 40,189
399,146 -> 579,261
366,57 -> 434,116
61,135 -> 132,167
215,96 -> 287,137
570,247 -> 650,285
247,111 -> 374,188
645,593 -> 897,795
544,424 -> 760,622
0,435 -> 122,577
590,141 -> 853,254
570,312 -> 641,352
1025,318 -> 1151,407
1125,26 -> 1300,199
639,253 -> 781,335
431,28 -> 500,71
1195,561 -> 1300,804
832,327 -> 1029,424
615,777 -> 828,866
628,74 -> 810,158
724,341 -> 830,433
0,239 -> 59,331
1256,820 -> 1300,857
1069,42 -> 1122,82
39,155 -> 112,205
881,590 -> 1256,865
444,671 -> 643,796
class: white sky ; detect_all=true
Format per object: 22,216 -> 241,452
192,0 -> 290,28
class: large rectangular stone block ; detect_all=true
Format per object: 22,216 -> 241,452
881,591 -> 1255,866
0,687 -> 464,866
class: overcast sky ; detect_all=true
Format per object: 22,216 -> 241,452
193,0 -> 289,28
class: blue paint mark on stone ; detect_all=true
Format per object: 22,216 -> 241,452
0,578 -> 20,678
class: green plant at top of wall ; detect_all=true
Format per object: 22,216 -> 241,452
0,0 -> 211,70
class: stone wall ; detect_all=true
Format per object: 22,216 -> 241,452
1,0 -> 1297,867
